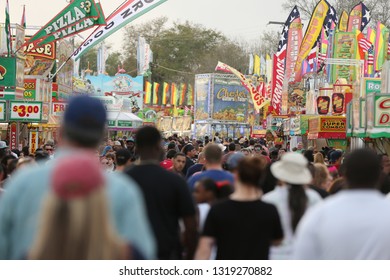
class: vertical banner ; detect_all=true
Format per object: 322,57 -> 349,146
339,11 -> 348,32
294,0 -> 329,76
374,22 -> 389,72
161,82 -> 169,105
9,122 -> 17,151
248,54 -> 254,75
347,2 -> 370,32
152,82 -> 159,105
194,76 -> 210,119
144,80 -> 152,104
137,36 -> 152,76
179,83 -> 187,106
285,18 -> 303,83
266,54 -> 272,83
332,32 -> 357,83
187,84 -> 194,106
171,83 -> 178,106
253,55 -> 260,76
271,54 -> 284,114
367,27 -> 376,76
29,130 -> 38,154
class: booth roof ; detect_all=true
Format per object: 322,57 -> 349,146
107,111 -> 143,123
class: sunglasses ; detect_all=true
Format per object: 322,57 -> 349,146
45,148 -> 54,151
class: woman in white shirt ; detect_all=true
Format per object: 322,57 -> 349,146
262,152 -> 322,260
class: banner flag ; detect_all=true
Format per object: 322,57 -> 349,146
285,17 -> 303,83
179,83 -> 187,106
253,55 -> 260,76
266,54 -> 272,83
272,5 -> 300,113
161,82 -> 169,105
152,82 -> 160,105
347,1 -> 370,32
5,0 -> 11,55
144,80 -> 152,104
215,61 -> 268,112
171,83 -> 178,106
73,0 -> 168,60
25,0 -> 106,48
374,22 -> 389,72
137,36 -> 153,76
248,54 -> 254,75
367,27 -> 375,74
21,5 -> 26,28
260,55 -> 266,75
338,11 -> 348,32
187,84 -> 194,106
294,0 -> 329,75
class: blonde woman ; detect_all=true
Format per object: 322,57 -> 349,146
313,163 -> 332,192
313,152 -> 326,164
29,153 -> 142,260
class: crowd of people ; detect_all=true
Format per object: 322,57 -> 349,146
1,95 -> 390,260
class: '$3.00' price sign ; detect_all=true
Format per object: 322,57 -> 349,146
10,102 -> 42,121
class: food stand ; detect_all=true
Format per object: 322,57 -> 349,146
308,116 -> 347,150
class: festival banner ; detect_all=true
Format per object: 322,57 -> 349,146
144,80 -> 152,104
338,11 -> 348,32
285,18 -> 303,83
347,2 -> 370,32
294,0 -> 329,75
152,82 -> 159,105
194,76 -> 210,119
212,76 -> 249,122
271,54 -> 283,114
171,83 -> 178,106
374,22 -> 389,72
332,32 -> 357,83
187,84 -> 194,106
25,0 -> 105,48
137,36 -> 153,76
29,130 -> 38,154
253,55 -> 260,76
215,61 -> 268,112
179,83 -> 187,106
73,0 -> 168,60
161,82 -> 169,105
248,54 -> 254,75
367,27 -> 376,76
266,54 -> 272,83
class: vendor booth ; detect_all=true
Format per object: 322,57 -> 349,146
308,116 -> 347,150
194,73 -> 253,139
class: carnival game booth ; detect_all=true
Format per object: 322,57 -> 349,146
194,73 -> 252,139
307,116 -> 347,151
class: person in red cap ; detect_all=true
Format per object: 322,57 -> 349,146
29,153 -> 142,259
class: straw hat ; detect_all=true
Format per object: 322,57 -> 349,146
271,152 -> 312,185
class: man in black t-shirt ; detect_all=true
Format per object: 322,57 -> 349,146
124,126 -> 197,260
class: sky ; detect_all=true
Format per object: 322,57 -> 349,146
4,0 -> 289,52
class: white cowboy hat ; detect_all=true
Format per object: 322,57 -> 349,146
217,143 -> 226,152
271,152 -> 312,185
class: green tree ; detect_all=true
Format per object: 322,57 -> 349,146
121,18 -> 249,84
105,51 -> 122,76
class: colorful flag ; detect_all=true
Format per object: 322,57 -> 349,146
367,27 -> 376,74
179,83 -> 187,106
307,41 -> 318,71
357,31 -> 372,52
25,0 -> 106,49
161,82 -> 169,105
73,0 -> 168,60
338,11 -> 348,32
285,17 -> 303,82
171,83 -> 178,106
144,81 -> 152,104
318,28 -> 328,64
253,55 -> 261,76
152,82 -> 160,105
294,0 -> 329,75
260,55 -> 266,75
21,5 -> 26,28
266,54 -> 272,83
273,5 -> 300,113
388,36 -> 390,57
5,0 -> 11,56
187,84 -> 194,106
347,1 -> 370,32
248,54 -> 254,75
215,61 -> 269,112
374,22 -> 389,72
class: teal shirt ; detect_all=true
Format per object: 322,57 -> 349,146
0,152 -> 156,259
